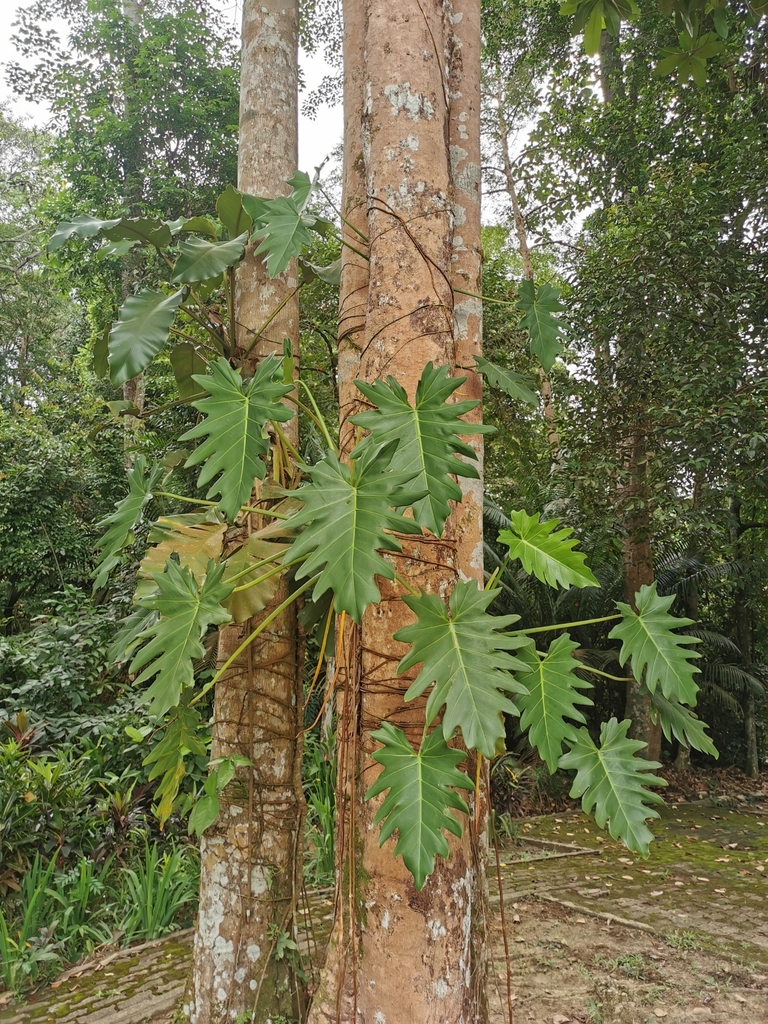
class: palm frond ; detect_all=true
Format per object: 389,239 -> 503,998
702,662 -> 766,699
698,681 -> 744,717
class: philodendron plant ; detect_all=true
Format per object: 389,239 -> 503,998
54,177 -> 715,890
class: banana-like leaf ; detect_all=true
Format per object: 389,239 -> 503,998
351,363 -> 491,536
498,509 -> 599,590
139,512 -> 226,582
648,689 -> 718,758
108,288 -> 185,386
144,706 -> 207,824
474,356 -> 539,407
609,583 -> 701,705
365,723 -> 474,891
93,456 -> 163,591
396,581 -> 530,758
285,442 -> 426,623
558,717 -> 666,856
172,232 -> 248,285
130,559 -> 233,716
180,355 -> 294,521
169,343 -> 208,400
179,216 -> 219,238
216,185 -> 253,241
516,634 -> 594,771
48,214 -> 121,251
252,196 -> 314,278
516,279 -> 565,371
222,536 -> 287,623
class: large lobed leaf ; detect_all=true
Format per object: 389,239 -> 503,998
516,634 -> 594,771
364,723 -> 474,891
181,355 -> 293,521
498,509 -> 599,590
609,583 -> 701,705
108,288 -> 185,386
93,456 -> 163,591
648,689 -> 718,758
351,362 -> 491,536
129,559 -> 233,717
474,356 -> 539,407
139,512 -> 226,583
285,442 -> 426,622
396,581 -> 530,758
143,706 -> 207,824
516,279 -> 566,371
252,196 -> 314,278
559,718 -> 666,856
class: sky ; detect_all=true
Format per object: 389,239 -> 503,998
0,0 -> 343,174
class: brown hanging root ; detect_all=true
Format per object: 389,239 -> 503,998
303,602 -> 335,711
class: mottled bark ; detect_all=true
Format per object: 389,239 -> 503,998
185,3 -> 303,1023
308,3 -> 487,1023
621,422 -> 661,761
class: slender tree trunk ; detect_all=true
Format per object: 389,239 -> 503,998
731,499 -> 760,778
308,3 -> 487,1022
621,420 -> 661,761
186,4 -> 304,1023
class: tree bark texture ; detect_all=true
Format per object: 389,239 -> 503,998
308,3 -> 487,1022
186,3 -> 304,1023
621,421 -> 661,762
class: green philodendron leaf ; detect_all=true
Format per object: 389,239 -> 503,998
109,604 -> 157,665
498,509 -> 599,590
516,279 -> 566,371
48,214 -> 121,252
169,343 -> 208,400
608,583 -> 701,704
95,238 -> 140,261
285,442 -> 426,623
647,689 -> 718,758
253,196 -> 314,278
351,362 -> 492,536
108,288 -> 185,386
180,355 -> 294,521
396,581 -> 530,758
93,325 -> 110,379
216,184 -> 254,240
558,718 -> 667,856
364,722 -> 474,891
93,456 -> 163,591
474,356 -> 539,407
516,634 -> 594,772
130,559 -> 233,717
172,232 -> 248,284
584,2 -> 604,53
180,216 -> 219,239
144,706 -> 207,825
103,217 -> 172,249
286,170 -> 314,210
222,536 -> 286,623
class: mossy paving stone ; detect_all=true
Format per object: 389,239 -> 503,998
494,803 -> 768,952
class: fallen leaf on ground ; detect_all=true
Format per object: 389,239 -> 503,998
552,1015 -> 570,1024
734,994 -> 747,1004
654,1011 -> 668,1019
650,890 -> 664,896
697,877 -> 710,882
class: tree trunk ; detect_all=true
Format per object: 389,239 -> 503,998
308,3 -> 487,1022
185,4 -> 303,1023
730,499 -> 759,779
621,421 -> 661,761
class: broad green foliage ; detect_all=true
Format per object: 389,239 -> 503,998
498,509 -> 600,590
559,718 -> 667,856
93,457 -> 163,591
169,342 -> 207,399
180,356 -> 294,521
144,706 -> 207,824
559,0 -> 638,54
364,723 -> 474,891
515,634 -> 593,771
48,215 -> 122,252
474,355 -> 539,407
648,689 -> 718,758
216,184 -> 254,240
253,197 -> 315,278
655,31 -> 725,87
171,232 -> 247,285
139,513 -> 226,583
396,582 -> 530,758
221,536 -> 287,623
108,289 -> 185,386
129,560 -> 232,717
516,279 -> 565,371
609,583 -> 701,704
351,362 -> 491,535
286,443 -> 426,622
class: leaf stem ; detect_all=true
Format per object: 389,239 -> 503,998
191,574 -> 320,706
514,614 -> 621,636
230,556 -> 303,594
242,284 -> 303,360
297,379 -> 337,452
454,287 -> 519,308
485,554 -> 510,591
271,421 -> 301,463
575,664 -> 634,683
394,572 -> 420,597
154,491 -> 291,519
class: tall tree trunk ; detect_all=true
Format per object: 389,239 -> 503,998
731,498 -> 760,778
308,3 -> 487,1022
621,420 -> 661,761
185,4 -> 303,1023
